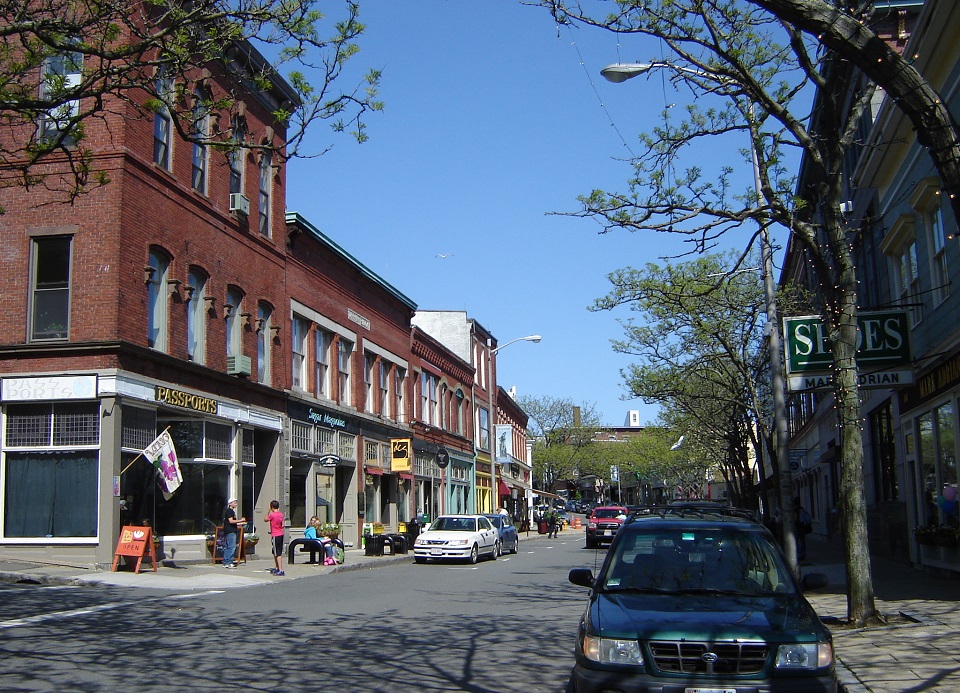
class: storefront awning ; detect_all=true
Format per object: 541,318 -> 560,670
365,466 -> 384,476
498,480 -> 511,497
398,472 -> 414,481
533,489 -> 562,499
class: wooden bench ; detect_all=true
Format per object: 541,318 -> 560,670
287,537 -> 345,565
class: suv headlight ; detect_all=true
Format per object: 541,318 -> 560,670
775,642 -> 833,669
582,635 -> 643,666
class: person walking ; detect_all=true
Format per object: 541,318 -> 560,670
221,498 -> 246,569
264,500 -> 285,576
547,508 -> 559,538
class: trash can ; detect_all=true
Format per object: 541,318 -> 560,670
364,533 -> 385,556
404,520 -> 421,550
538,521 -> 548,534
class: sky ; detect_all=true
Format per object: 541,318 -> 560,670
285,1 -> 752,427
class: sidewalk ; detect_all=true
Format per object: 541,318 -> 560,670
0,526 -> 570,591
803,535 -> 960,692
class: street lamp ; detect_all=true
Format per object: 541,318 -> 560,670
486,335 -> 541,520
601,61 -> 794,552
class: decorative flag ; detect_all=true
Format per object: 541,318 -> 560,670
144,430 -> 182,499
670,435 -> 685,451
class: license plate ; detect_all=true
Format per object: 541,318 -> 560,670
430,550 -> 442,556
685,688 -> 735,693
604,530 -> 612,536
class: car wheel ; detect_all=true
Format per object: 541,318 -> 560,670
585,539 -> 596,549
491,541 -> 500,560
414,556 -> 427,564
511,539 -> 519,554
469,544 -> 479,564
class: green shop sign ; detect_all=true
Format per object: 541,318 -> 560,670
783,311 -> 913,391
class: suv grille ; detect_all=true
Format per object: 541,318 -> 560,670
649,641 -> 768,675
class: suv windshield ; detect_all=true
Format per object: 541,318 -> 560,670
592,508 -> 625,519
602,526 -> 794,596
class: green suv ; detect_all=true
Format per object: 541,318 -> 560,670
567,505 -> 836,692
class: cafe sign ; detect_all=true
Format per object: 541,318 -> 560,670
783,311 -> 913,391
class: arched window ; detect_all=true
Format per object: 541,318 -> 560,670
147,249 -> 170,351
257,303 -> 272,385
187,268 -> 207,364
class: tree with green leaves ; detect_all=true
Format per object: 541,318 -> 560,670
535,0 -> 892,626
594,250 -> 802,511
0,0 -> 381,204
516,395 -> 603,492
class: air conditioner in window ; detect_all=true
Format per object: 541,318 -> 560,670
226,354 -> 252,376
229,193 -> 250,216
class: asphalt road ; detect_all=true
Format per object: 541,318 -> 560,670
0,533 -> 602,692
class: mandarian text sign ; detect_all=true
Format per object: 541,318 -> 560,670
783,311 -> 913,391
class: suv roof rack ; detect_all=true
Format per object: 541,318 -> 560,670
634,502 -> 761,523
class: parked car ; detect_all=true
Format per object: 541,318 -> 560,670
584,506 -> 629,549
413,514 -> 500,564
568,505 -> 835,692
484,514 -> 520,554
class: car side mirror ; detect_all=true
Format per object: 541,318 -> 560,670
800,572 -> 829,592
569,567 -> 595,588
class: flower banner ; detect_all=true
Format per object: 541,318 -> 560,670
144,430 -> 182,499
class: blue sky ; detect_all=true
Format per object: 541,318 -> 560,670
285,1 -> 747,427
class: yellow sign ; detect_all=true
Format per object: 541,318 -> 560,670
390,438 -> 412,472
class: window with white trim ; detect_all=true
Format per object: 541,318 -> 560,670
187,269 -> 207,364
380,360 -> 390,418
39,50 -> 83,141
3,402 -> 100,539
338,339 -> 353,406
225,287 -> 243,357
364,352 -> 376,413
229,116 -> 245,195
395,367 -> 405,423
259,149 -> 272,237
147,249 -> 170,352
292,316 -> 309,390
191,91 -> 209,193
315,328 -> 331,399
153,68 -> 173,169
257,303 -> 272,386
29,235 -> 72,342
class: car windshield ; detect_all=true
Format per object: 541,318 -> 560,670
593,509 -> 624,519
601,526 -> 794,596
431,517 -> 477,532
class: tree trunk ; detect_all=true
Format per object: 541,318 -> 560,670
829,221 -> 879,626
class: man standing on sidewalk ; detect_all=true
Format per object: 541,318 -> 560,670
222,498 -> 245,569
264,500 -> 285,576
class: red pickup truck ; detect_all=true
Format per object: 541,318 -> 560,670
584,506 -> 628,549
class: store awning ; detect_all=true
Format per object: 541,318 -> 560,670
398,472 -> 414,481
498,480 -> 511,497
365,466 -> 384,476
533,489 -> 562,500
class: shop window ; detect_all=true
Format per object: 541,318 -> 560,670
29,235 -> 72,342
241,428 -> 255,465
872,401 -> 898,502
121,406 -> 157,451
338,432 -> 356,461
6,402 -> 99,447
292,421 -> 312,453
316,427 -> 335,455
4,451 -> 98,538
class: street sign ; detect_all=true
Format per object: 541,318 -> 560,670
783,310 -> 913,390
390,438 -> 411,472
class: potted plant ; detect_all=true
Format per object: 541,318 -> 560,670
244,532 -> 260,547
319,522 -> 341,539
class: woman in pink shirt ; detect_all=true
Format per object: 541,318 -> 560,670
263,500 -> 285,576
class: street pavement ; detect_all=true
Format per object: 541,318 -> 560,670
1,525 -> 958,692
